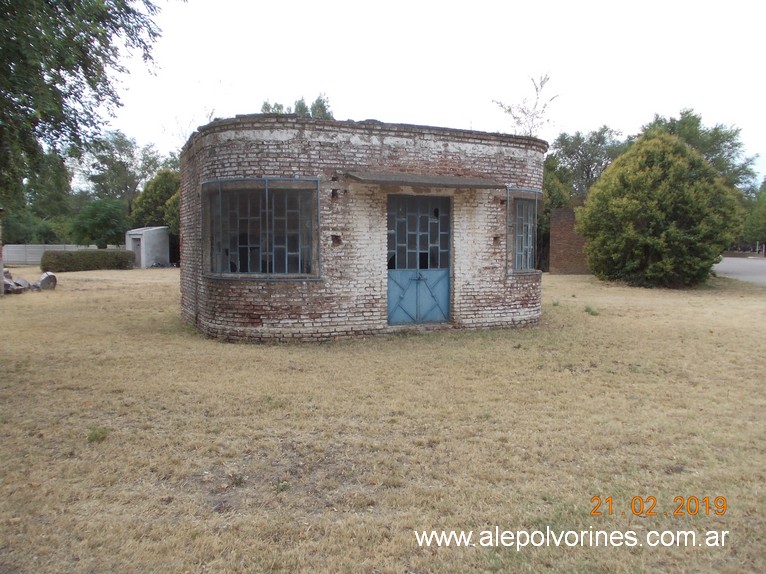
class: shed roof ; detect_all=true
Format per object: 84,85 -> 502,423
345,171 -> 506,189
126,226 -> 169,234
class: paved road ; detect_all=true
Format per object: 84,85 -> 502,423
713,257 -> 766,286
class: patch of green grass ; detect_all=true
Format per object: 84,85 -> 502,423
584,305 -> 600,316
274,478 -> 290,493
87,427 -> 109,443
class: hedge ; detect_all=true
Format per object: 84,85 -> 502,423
41,249 -> 135,272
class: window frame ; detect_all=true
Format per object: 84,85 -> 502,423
387,195 -> 451,271
506,187 -> 541,274
201,177 -> 321,281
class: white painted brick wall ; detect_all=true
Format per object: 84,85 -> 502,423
180,115 -> 546,342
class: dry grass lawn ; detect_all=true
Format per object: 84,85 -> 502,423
1,266 -> 764,573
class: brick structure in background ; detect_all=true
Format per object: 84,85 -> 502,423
549,207 -> 590,274
180,114 -> 548,342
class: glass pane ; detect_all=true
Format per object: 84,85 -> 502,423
238,192 -> 248,214
274,247 -> 286,273
408,251 -> 417,269
407,213 -> 417,232
301,246 -> 312,274
249,220 -> 260,246
397,220 -> 406,240
397,246 -> 407,269
249,248 -> 260,273
272,219 -> 286,244
237,247 -> 248,272
439,251 -> 450,269
285,215 -> 298,236
273,192 -> 286,217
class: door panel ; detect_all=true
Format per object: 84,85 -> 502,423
387,196 -> 450,325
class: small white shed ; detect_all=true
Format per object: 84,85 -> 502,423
125,226 -> 170,268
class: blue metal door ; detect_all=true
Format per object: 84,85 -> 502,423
387,196 -> 450,325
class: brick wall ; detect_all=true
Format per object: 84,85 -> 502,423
180,115 -> 547,342
549,207 -> 590,274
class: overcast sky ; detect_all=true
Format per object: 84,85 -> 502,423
108,0 -> 766,182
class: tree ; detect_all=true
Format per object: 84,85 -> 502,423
638,109 -> 757,190
70,198 -> 130,248
164,191 -> 180,236
1,149 -> 73,244
24,150 -> 73,219
261,101 -> 288,114
743,178 -> 766,246
549,127 -> 627,199
576,133 -> 742,288
161,151 -> 180,171
85,130 -> 162,209
2,208 -> 67,244
260,94 -> 334,119
494,74 -> 557,137
0,0 -> 162,207
130,168 -> 180,228
309,94 -> 333,119
293,97 -> 310,117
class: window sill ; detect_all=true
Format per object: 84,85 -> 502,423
204,273 -> 322,282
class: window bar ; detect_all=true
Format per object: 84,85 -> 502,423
259,187 -> 274,273
216,180 -> 223,273
266,178 -> 272,273
505,185 -> 510,274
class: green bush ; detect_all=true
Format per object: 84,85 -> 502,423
576,133 -> 741,288
41,249 -> 135,272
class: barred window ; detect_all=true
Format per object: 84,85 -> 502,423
513,199 -> 536,271
203,178 -> 319,277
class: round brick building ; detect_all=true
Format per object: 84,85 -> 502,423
180,114 -> 547,342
